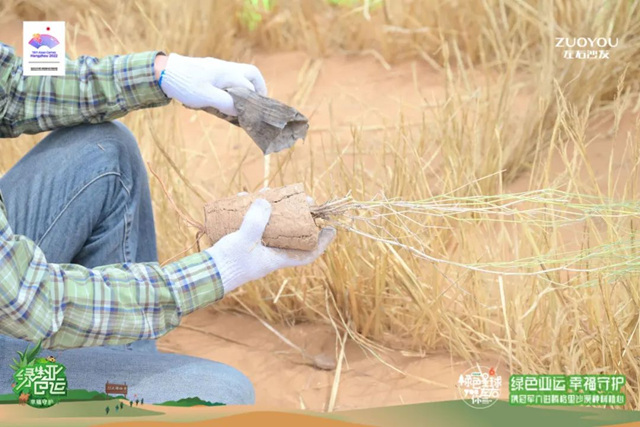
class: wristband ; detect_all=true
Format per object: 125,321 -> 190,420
158,69 -> 166,88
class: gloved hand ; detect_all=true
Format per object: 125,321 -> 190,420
159,53 -> 267,116
207,199 -> 336,294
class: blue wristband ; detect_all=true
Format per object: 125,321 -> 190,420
158,69 -> 166,88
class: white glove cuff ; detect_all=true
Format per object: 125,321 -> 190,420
208,245 -> 254,295
159,53 -> 192,100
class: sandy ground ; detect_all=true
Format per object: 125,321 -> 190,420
2,17 -> 638,415
158,310 -> 498,411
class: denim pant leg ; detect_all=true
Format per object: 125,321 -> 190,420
0,122 -> 255,404
0,121 -> 157,266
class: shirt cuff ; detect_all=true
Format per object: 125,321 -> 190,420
116,50 -> 171,111
163,250 -> 225,315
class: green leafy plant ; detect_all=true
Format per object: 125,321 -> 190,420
9,340 -> 43,372
240,0 -> 272,31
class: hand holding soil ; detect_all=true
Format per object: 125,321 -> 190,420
206,197 -> 336,294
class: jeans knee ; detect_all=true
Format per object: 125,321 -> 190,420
191,362 -> 256,405
97,121 -> 146,188
43,121 -> 146,190
228,366 -> 256,404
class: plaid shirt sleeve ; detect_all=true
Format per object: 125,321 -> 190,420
0,199 -> 224,350
0,42 -> 170,137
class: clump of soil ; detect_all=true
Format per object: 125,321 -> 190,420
204,183 -> 320,251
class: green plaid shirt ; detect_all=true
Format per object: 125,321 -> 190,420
0,43 -> 225,349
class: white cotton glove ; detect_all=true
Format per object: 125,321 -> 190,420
206,199 -> 336,294
159,53 -> 267,116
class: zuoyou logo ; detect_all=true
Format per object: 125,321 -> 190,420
556,37 -> 619,60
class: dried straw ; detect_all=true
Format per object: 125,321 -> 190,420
311,187 -> 640,280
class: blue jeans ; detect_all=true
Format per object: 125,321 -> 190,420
0,121 -> 254,405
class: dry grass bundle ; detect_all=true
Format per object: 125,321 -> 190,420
179,175 -> 640,296
314,188 -> 640,278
